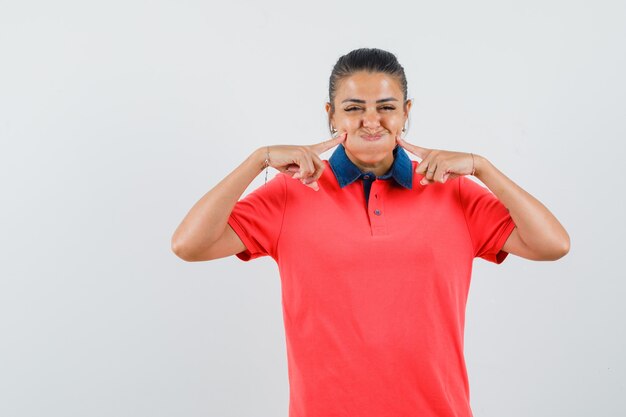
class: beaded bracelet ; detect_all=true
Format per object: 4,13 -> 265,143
263,146 -> 270,186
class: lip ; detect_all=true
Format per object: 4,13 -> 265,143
361,133 -> 385,141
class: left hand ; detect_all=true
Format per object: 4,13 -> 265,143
395,134 -> 477,186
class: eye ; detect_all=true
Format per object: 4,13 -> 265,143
344,106 -> 396,112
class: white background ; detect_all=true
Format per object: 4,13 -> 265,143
1,0 -> 624,416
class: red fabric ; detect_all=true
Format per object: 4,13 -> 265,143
227,160 -> 516,417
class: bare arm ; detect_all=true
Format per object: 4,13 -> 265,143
396,135 -> 570,261
473,155 -> 570,261
171,148 -> 266,261
171,133 -> 347,262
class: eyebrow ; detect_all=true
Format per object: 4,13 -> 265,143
341,97 -> 399,104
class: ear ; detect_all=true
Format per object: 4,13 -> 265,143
404,99 -> 412,118
325,102 -> 334,125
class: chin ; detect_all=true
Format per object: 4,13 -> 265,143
346,136 -> 395,155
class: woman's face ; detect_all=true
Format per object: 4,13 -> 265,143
326,71 -> 411,168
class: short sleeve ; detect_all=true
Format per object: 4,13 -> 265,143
227,172 -> 286,262
458,175 -> 516,264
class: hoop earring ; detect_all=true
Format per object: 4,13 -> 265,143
400,123 -> 408,139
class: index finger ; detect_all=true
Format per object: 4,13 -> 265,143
396,135 -> 430,160
310,132 -> 347,155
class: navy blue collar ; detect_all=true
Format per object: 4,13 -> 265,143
328,143 -> 413,189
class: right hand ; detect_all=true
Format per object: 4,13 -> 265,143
263,132 -> 347,191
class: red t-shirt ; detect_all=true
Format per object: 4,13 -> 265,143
227,159 -> 516,417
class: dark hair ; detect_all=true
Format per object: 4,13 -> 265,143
327,48 -> 410,135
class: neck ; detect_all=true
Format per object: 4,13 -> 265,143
344,147 -> 395,177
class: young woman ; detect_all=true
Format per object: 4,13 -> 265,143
172,48 -> 569,417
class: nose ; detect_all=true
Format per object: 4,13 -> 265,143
362,110 -> 382,130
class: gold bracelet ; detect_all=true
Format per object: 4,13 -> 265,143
470,153 -> 475,176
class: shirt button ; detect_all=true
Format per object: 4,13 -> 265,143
374,209 -> 381,215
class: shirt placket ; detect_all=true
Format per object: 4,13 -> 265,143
367,180 -> 388,236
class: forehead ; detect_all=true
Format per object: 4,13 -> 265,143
336,71 -> 402,100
